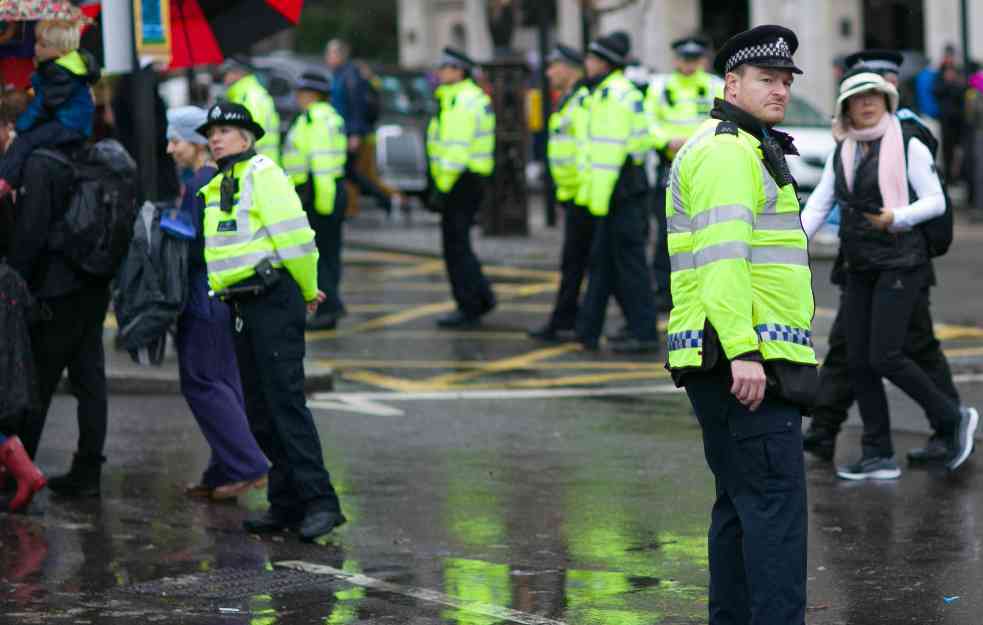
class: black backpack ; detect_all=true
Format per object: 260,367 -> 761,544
899,111 -> 953,257
41,139 -> 139,278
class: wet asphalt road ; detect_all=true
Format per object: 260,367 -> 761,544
4,247 -> 983,624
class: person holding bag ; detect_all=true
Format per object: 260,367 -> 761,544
801,71 -> 978,480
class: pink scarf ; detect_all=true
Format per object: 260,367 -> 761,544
838,113 -> 908,210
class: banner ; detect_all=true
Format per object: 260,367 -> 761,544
133,0 -> 171,65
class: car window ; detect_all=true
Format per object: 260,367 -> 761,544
783,95 -> 830,128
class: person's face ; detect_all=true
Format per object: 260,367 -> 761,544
0,122 -> 12,149
207,125 -> 249,160
437,65 -> 464,85
584,54 -> 608,79
295,89 -> 320,110
674,56 -> 702,76
222,69 -> 245,87
166,137 -> 201,169
726,65 -> 794,125
847,90 -> 888,129
326,44 -> 344,69
34,40 -> 61,62
546,61 -> 576,91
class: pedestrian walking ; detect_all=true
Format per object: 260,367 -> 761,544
196,102 -> 346,541
528,44 -> 593,342
220,56 -> 281,164
934,61 -> 966,186
645,36 -> 723,313
803,50 -> 963,464
283,72 -> 349,330
575,31 -> 658,353
165,106 -> 269,501
667,25 -> 816,624
801,71 -> 977,480
426,47 -> 497,328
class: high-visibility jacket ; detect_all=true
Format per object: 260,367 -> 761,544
282,101 -> 347,215
578,71 -> 650,216
645,70 -> 723,155
200,154 -> 319,302
547,84 -> 589,202
666,119 -> 816,369
427,78 -> 495,192
226,74 -> 282,165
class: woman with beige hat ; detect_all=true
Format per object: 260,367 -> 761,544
801,70 -> 978,481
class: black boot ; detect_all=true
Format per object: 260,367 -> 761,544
802,425 -> 837,462
47,454 -> 103,497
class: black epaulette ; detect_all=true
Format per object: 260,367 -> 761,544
715,121 -> 738,136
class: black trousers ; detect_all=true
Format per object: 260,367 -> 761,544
231,277 -> 341,516
440,172 -> 495,317
844,268 -> 961,458
577,191 -> 658,343
651,181 -> 672,304
685,371 -> 807,625
812,288 -> 960,435
22,283 -> 110,461
307,181 -> 347,318
547,201 -> 596,330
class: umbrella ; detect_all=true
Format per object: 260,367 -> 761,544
0,0 -> 93,23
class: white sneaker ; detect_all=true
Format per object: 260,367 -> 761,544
947,406 -> 979,473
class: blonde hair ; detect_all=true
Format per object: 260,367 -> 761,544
36,20 -> 82,55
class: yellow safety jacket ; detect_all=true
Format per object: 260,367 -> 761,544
645,70 -> 723,155
666,119 -> 816,369
226,74 -> 282,165
547,84 -> 589,202
200,154 -> 319,302
283,101 -> 347,215
578,71 -> 650,216
427,78 -> 495,192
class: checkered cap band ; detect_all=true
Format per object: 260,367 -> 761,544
725,37 -> 793,73
755,323 -> 813,347
668,330 -> 704,352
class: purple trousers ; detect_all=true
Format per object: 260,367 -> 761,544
176,298 -> 269,487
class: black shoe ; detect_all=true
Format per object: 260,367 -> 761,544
802,425 -> 837,462
436,311 -> 481,328
299,510 -> 347,542
306,314 -> 339,331
243,508 -> 302,534
47,454 -> 102,497
610,337 -> 660,354
528,323 -> 559,341
947,406 -> 979,473
907,434 -> 949,464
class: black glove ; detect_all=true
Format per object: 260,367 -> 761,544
427,190 -> 448,214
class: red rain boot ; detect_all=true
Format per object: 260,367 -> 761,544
0,436 -> 47,512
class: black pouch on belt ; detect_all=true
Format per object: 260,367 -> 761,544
255,258 -> 282,290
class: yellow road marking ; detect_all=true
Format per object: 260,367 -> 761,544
422,344 -> 582,388
375,260 -> 446,279
316,358 -> 664,371
483,266 -> 559,280
942,346 -> 983,358
339,370 -> 432,392
343,250 -> 432,264
307,301 -> 458,339
935,324 -> 983,340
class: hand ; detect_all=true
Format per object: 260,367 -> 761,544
347,136 -> 362,152
730,359 -> 767,412
667,137 -> 687,155
306,290 -> 326,315
864,207 -> 895,231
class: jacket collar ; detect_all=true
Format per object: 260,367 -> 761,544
216,148 -> 257,174
710,98 -> 799,155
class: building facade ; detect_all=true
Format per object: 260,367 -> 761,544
397,0 -> 983,115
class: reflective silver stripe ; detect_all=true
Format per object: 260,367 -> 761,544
439,159 -> 467,171
284,167 -> 307,176
311,149 -> 346,157
755,212 -> 802,231
668,212 -> 691,233
208,240 -> 317,273
277,240 -> 317,260
694,241 -> 751,267
204,157 -> 267,247
312,167 -> 344,176
474,131 -> 493,139
550,156 -> 576,166
759,161 -> 779,214
670,251 -> 694,271
443,140 -> 470,147
262,215 -> 311,237
664,116 -> 705,125
691,204 -> 754,231
550,136 -> 574,144
751,246 -> 809,266
205,203 -> 221,211
591,135 -> 625,145
591,163 -> 620,172
472,152 -> 494,160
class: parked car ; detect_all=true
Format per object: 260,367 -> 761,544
778,94 -> 835,192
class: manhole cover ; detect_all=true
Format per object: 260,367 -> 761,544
120,567 -> 335,599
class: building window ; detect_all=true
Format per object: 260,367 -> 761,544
701,0 -> 749,54
863,0 -> 924,52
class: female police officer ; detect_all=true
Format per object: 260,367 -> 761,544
196,102 -> 346,541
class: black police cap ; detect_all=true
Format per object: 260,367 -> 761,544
196,101 -> 266,141
672,36 -> 709,58
547,43 -> 584,67
439,47 -> 476,70
296,71 -> 332,96
843,49 -> 903,76
713,25 -> 802,76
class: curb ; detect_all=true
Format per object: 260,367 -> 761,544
59,367 -> 334,396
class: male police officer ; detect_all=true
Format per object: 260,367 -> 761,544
803,49 -> 965,464
646,36 -> 723,312
529,44 -> 593,342
575,31 -> 659,353
427,47 -> 497,328
197,102 -> 345,542
283,72 -> 349,330
221,56 -> 282,164
667,26 -> 815,624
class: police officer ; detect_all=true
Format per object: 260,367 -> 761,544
196,102 -> 345,542
528,44 -> 593,342
575,31 -> 659,353
667,26 -> 814,624
427,47 -> 497,328
220,56 -> 282,164
283,72 -> 349,331
803,49 -> 963,464
646,36 -> 723,312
